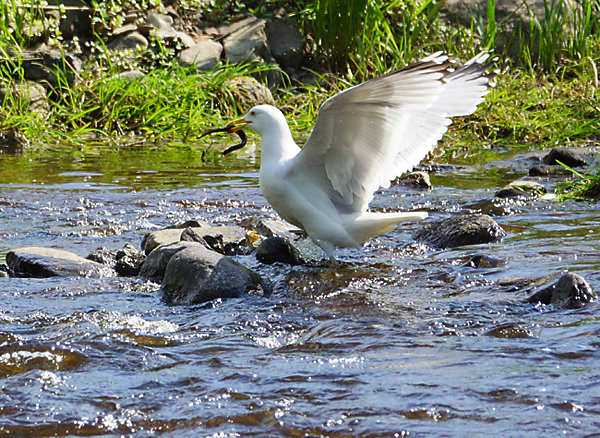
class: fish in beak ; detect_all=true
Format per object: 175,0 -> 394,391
200,117 -> 251,161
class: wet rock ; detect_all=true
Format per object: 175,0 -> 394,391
166,219 -> 210,230
396,171 -> 432,189
198,226 -> 248,256
542,147 -> 590,168
224,76 -> 274,107
160,244 -> 266,305
109,31 -> 149,51
87,247 -> 117,265
527,273 -> 596,309
144,228 -> 190,254
139,241 -> 192,281
255,218 -> 301,240
0,80 -> 47,111
0,129 -> 30,154
180,227 -> 212,248
414,214 -> 506,249
6,247 -> 110,278
223,17 -> 269,64
178,39 -> 223,70
265,18 -> 304,72
114,243 -> 146,277
466,254 -> 505,268
256,237 -> 302,265
498,273 -> 559,293
495,180 -> 547,199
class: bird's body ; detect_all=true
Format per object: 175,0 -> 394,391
204,52 -> 497,259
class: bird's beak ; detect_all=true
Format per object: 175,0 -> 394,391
199,117 -> 251,160
199,117 -> 251,138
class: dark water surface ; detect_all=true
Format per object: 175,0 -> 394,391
1,143 -> 599,437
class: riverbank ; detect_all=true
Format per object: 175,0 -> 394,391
1,1 -> 599,197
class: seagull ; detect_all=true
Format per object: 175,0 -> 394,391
201,52 -> 497,259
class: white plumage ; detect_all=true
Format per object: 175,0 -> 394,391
223,52 -> 496,258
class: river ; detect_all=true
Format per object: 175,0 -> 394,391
1,141 -> 599,436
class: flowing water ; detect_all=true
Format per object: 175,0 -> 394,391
0,141 -> 599,437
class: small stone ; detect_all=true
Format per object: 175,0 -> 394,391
180,227 -> 212,249
87,247 -> 117,265
109,31 -> 148,51
396,171 -> 432,189
178,39 -> 223,70
256,237 -> 302,265
527,273 -> 596,309
414,214 -> 506,249
6,247 -> 111,278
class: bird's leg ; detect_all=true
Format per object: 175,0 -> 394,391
313,238 -> 338,265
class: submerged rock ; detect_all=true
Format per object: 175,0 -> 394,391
465,254 -> 506,268
160,244 -> 267,305
495,180 -> 546,199
256,236 -> 303,265
6,247 -> 111,278
527,273 -> 596,309
414,214 -> 506,249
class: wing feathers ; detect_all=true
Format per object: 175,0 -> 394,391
291,52 -> 496,213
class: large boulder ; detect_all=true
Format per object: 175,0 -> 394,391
160,244 -> 267,305
6,247 -> 111,278
414,214 -> 506,248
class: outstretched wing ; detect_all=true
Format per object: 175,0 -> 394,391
288,52 -> 496,214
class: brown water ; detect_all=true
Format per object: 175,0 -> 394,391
1,142 -> 599,436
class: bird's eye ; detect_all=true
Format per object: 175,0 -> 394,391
250,111 -> 256,116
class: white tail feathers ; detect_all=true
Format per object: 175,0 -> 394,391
347,211 -> 428,245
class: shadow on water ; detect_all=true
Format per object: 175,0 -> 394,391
0,142 -> 599,436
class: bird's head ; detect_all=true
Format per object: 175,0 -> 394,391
199,105 -> 287,159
